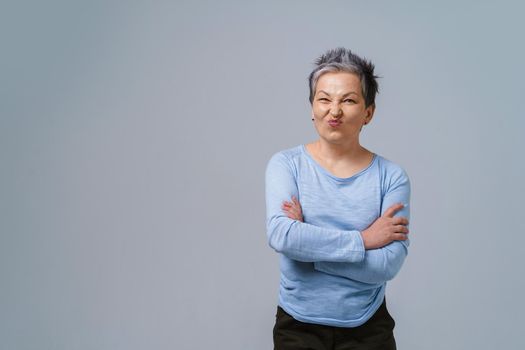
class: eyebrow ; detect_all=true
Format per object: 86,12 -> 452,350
317,90 -> 358,97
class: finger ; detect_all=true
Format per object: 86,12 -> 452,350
394,233 -> 409,241
394,225 -> 409,234
292,198 -> 302,212
289,206 -> 300,216
383,203 -> 405,218
392,217 -> 409,226
281,206 -> 290,213
283,204 -> 296,213
287,211 -> 301,220
289,202 -> 300,212
393,217 -> 409,226
282,207 -> 296,217
286,213 -> 298,220
282,204 -> 298,215
285,198 -> 302,218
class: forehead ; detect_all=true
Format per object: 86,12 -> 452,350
316,72 -> 362,96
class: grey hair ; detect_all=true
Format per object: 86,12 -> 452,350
308,47 -> 380,108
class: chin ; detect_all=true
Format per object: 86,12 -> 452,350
321,135 -> 344,144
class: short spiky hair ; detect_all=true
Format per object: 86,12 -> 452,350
308,47 -> 380,108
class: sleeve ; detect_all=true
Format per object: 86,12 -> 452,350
265,152 -> 365,263
312,167 -> 411,284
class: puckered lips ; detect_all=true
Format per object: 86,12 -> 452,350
327,119 -> 342,127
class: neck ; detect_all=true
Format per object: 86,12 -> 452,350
315,138 -> 368,162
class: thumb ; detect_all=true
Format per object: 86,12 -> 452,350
383,203 -> 404,218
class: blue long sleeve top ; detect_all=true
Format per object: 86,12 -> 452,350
265,144 -> 411,327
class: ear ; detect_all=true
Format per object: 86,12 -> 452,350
365,104 -> 375,123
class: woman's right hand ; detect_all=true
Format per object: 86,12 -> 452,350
281,195 -> 304,222
361,203 -> 409,249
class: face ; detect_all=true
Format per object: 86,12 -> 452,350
311,71 -> 375,145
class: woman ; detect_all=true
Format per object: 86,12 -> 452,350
265,47 -> 411,350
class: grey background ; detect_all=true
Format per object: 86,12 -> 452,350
1,1 -> 524,349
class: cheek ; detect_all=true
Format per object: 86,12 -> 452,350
312,105 -> 328,116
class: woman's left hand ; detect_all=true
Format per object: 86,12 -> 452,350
281,195 -> 304,222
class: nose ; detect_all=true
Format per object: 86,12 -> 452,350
330,104 -> 342,118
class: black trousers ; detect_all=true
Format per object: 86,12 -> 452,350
273,297 -> 396,350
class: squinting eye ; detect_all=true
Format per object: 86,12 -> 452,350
344,99 -> 355,103
318,98 -> 329,101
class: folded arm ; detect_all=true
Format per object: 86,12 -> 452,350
312,168 -> 411,284
313,239 -> 409,284
265,152 -> 365,263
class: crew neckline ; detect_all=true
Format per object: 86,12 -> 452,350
300,144 -> 377,182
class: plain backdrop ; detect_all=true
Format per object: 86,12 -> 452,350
1,1 -> 524,349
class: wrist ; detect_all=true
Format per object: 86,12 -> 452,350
360,230 -> 369,250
